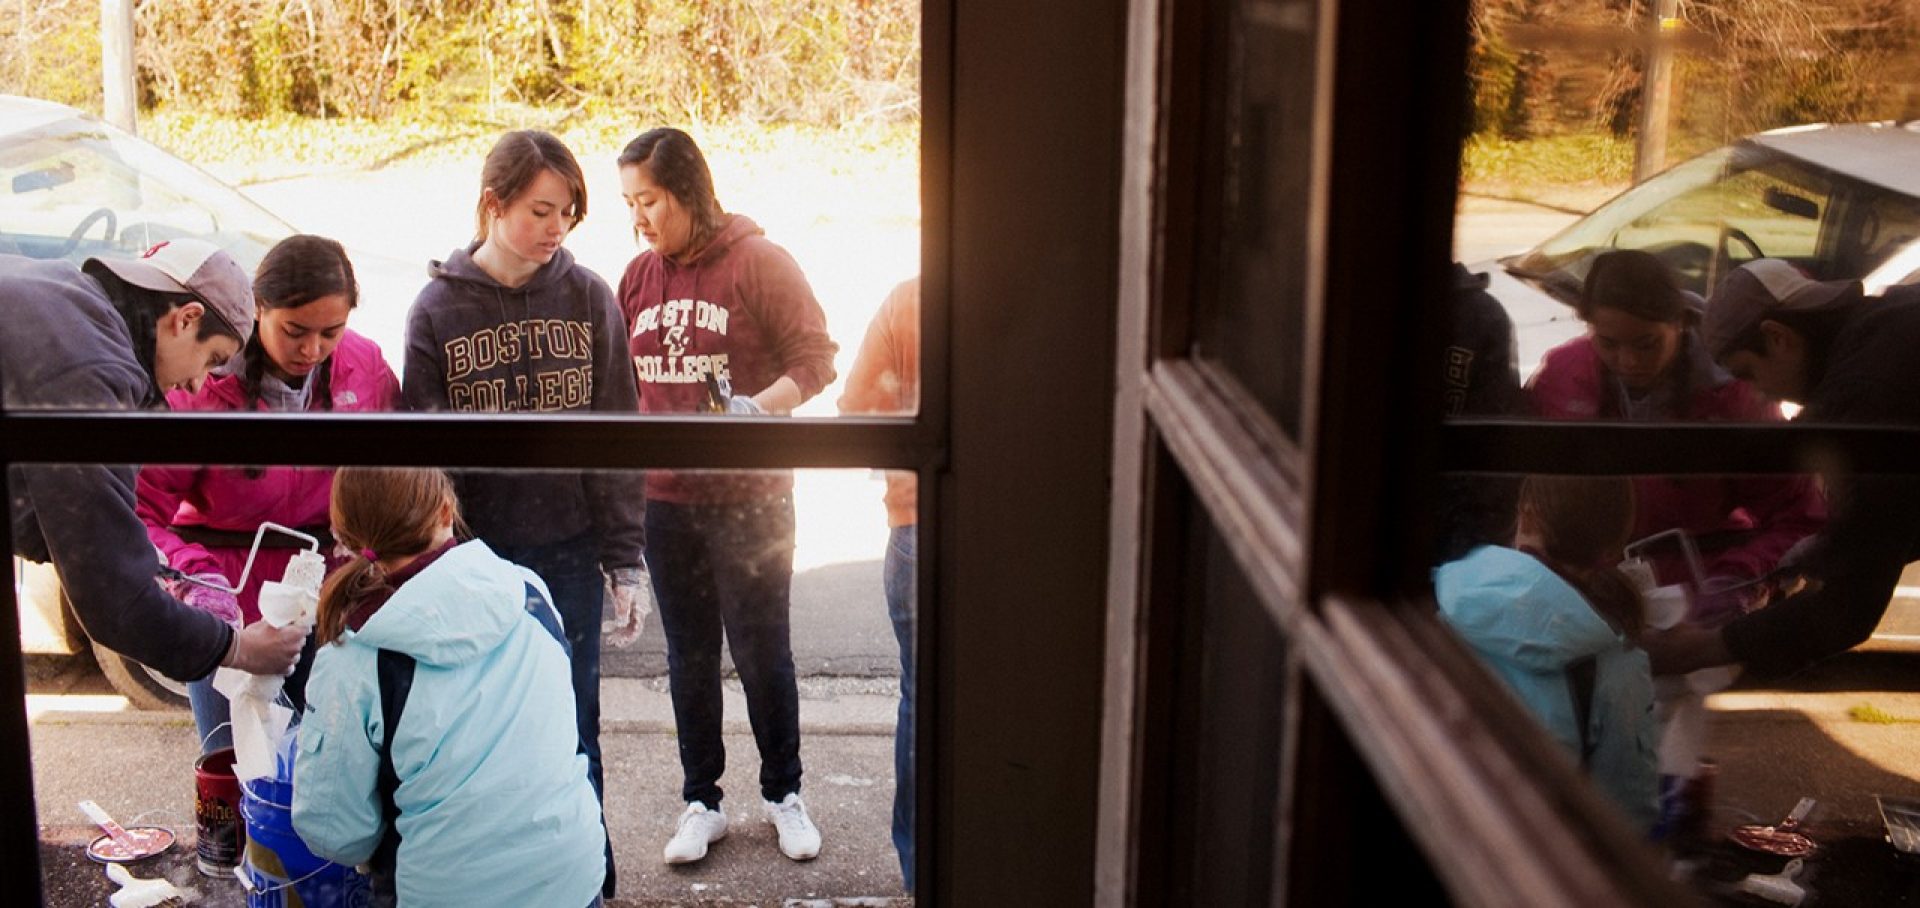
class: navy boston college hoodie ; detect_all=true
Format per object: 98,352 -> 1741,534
403,244 -> 645,568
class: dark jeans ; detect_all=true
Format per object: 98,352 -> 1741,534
646,497 -> 803,807
488,534 -> 614,897
885,525 -> 917,891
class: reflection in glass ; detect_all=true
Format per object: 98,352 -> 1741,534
1191,0 -> 1316,434
19,466 -> 914,900
1526,250 -> 1826,593
1432,466 -> 1920,898
0,102 -> 289,268
1476,127 -> 1920,378
1174,517 -> 1288,902
1435,476 -> 1658,833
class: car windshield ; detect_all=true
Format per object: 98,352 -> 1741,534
1505,142 -> 1902,300
0,116 -> 291,271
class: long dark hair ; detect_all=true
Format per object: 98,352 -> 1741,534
1578,249 -> 1704,406
316,467 -> 463,646
617,128 -> 725,256
475,130 -> 587,244
1577,250 -> 1696,326
245,235 -> 359,411
81,260 -> 239,406
1519,475 -> 1645,640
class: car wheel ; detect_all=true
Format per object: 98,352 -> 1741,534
90,640 -> 191,711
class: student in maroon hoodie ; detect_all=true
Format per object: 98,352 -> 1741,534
615,128 -> 837,866
404,130 -> 644,898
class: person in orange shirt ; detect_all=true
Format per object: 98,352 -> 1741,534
837,277 -> 920,890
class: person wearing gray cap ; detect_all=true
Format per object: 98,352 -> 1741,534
1644,258 -> 1920,679
0,239 -> 309,682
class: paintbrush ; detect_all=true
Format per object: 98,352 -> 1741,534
104,863 -> 190,907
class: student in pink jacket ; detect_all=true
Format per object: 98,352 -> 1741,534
1526,250 -> 1826,623
136,235 -> 400,752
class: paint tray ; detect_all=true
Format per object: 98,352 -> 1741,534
1876,794 -> 1920,858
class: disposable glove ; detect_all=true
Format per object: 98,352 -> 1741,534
603,565 -> 656,648
166,572 -> 242,628
225,620 -> 306,676
705,371 -> 763,415
1690,574 -> 1763,628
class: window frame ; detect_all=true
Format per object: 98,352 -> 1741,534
1096,0 -> 1751,903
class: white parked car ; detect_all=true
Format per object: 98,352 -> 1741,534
2,95 -> 419,707
1474,121 -> 1920,376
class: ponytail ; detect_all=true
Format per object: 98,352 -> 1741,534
315,555 -> 389,647
1554,562 -> 1646,643
1517,475 -> 1645,640
318,467 -> 463,646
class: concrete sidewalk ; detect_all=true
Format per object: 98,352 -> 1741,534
28,678 -> 912,906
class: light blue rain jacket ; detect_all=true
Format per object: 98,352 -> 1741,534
293,540 -> 604,906
1435,545 -> 1659,833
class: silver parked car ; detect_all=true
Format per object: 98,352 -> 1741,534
2,94 -> 417,707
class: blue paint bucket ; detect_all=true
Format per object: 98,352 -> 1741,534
239,731 -> 372,907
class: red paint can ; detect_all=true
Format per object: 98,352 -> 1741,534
195,747 -> 245,877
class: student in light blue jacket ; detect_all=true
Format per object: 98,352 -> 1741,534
1434,475 -> 1659,834
293,467 -> 605,907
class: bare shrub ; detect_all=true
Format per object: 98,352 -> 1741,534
4,0 -> 918,127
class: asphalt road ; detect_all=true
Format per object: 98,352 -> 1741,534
1693,645 -> 1920,905
26,652 -> 910,906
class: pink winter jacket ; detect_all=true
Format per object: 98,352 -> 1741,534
1527,335 -> 1827,586
137,331 -> 400,623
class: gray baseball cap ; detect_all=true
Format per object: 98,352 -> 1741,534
1702,258 -> 1857,359
88,239 -> 254,344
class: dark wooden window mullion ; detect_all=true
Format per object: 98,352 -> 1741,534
0,413 -> 930,471
0,514 -> 37,906
1143,360 -> 1309,630
1443,419 -> 1920,477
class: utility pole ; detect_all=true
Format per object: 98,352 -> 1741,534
102,0 -> 136,133
1634,0 -> 1679,182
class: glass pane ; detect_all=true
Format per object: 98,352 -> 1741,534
0,122 -> 919,424
0,111 -> 291,269
1190,0 -> 1318,435
1456,12 -> 1920,386
19,465 -> 917,902
1169,515 -> 1288,903
1431,468 -> 1920,902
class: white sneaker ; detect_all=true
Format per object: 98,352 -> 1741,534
663,802 -> 728,865
764,792 -> 822,861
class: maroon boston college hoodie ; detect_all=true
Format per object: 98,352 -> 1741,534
618,214 -> 838,503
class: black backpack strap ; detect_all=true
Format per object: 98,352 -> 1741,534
523,581 -> 570,655
522,579 -> 616,898
370,647 -> 417,893
1566,655 -> 1598,766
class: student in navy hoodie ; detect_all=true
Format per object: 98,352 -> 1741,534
616,128 -> 838,866
402,130 -> 646,898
